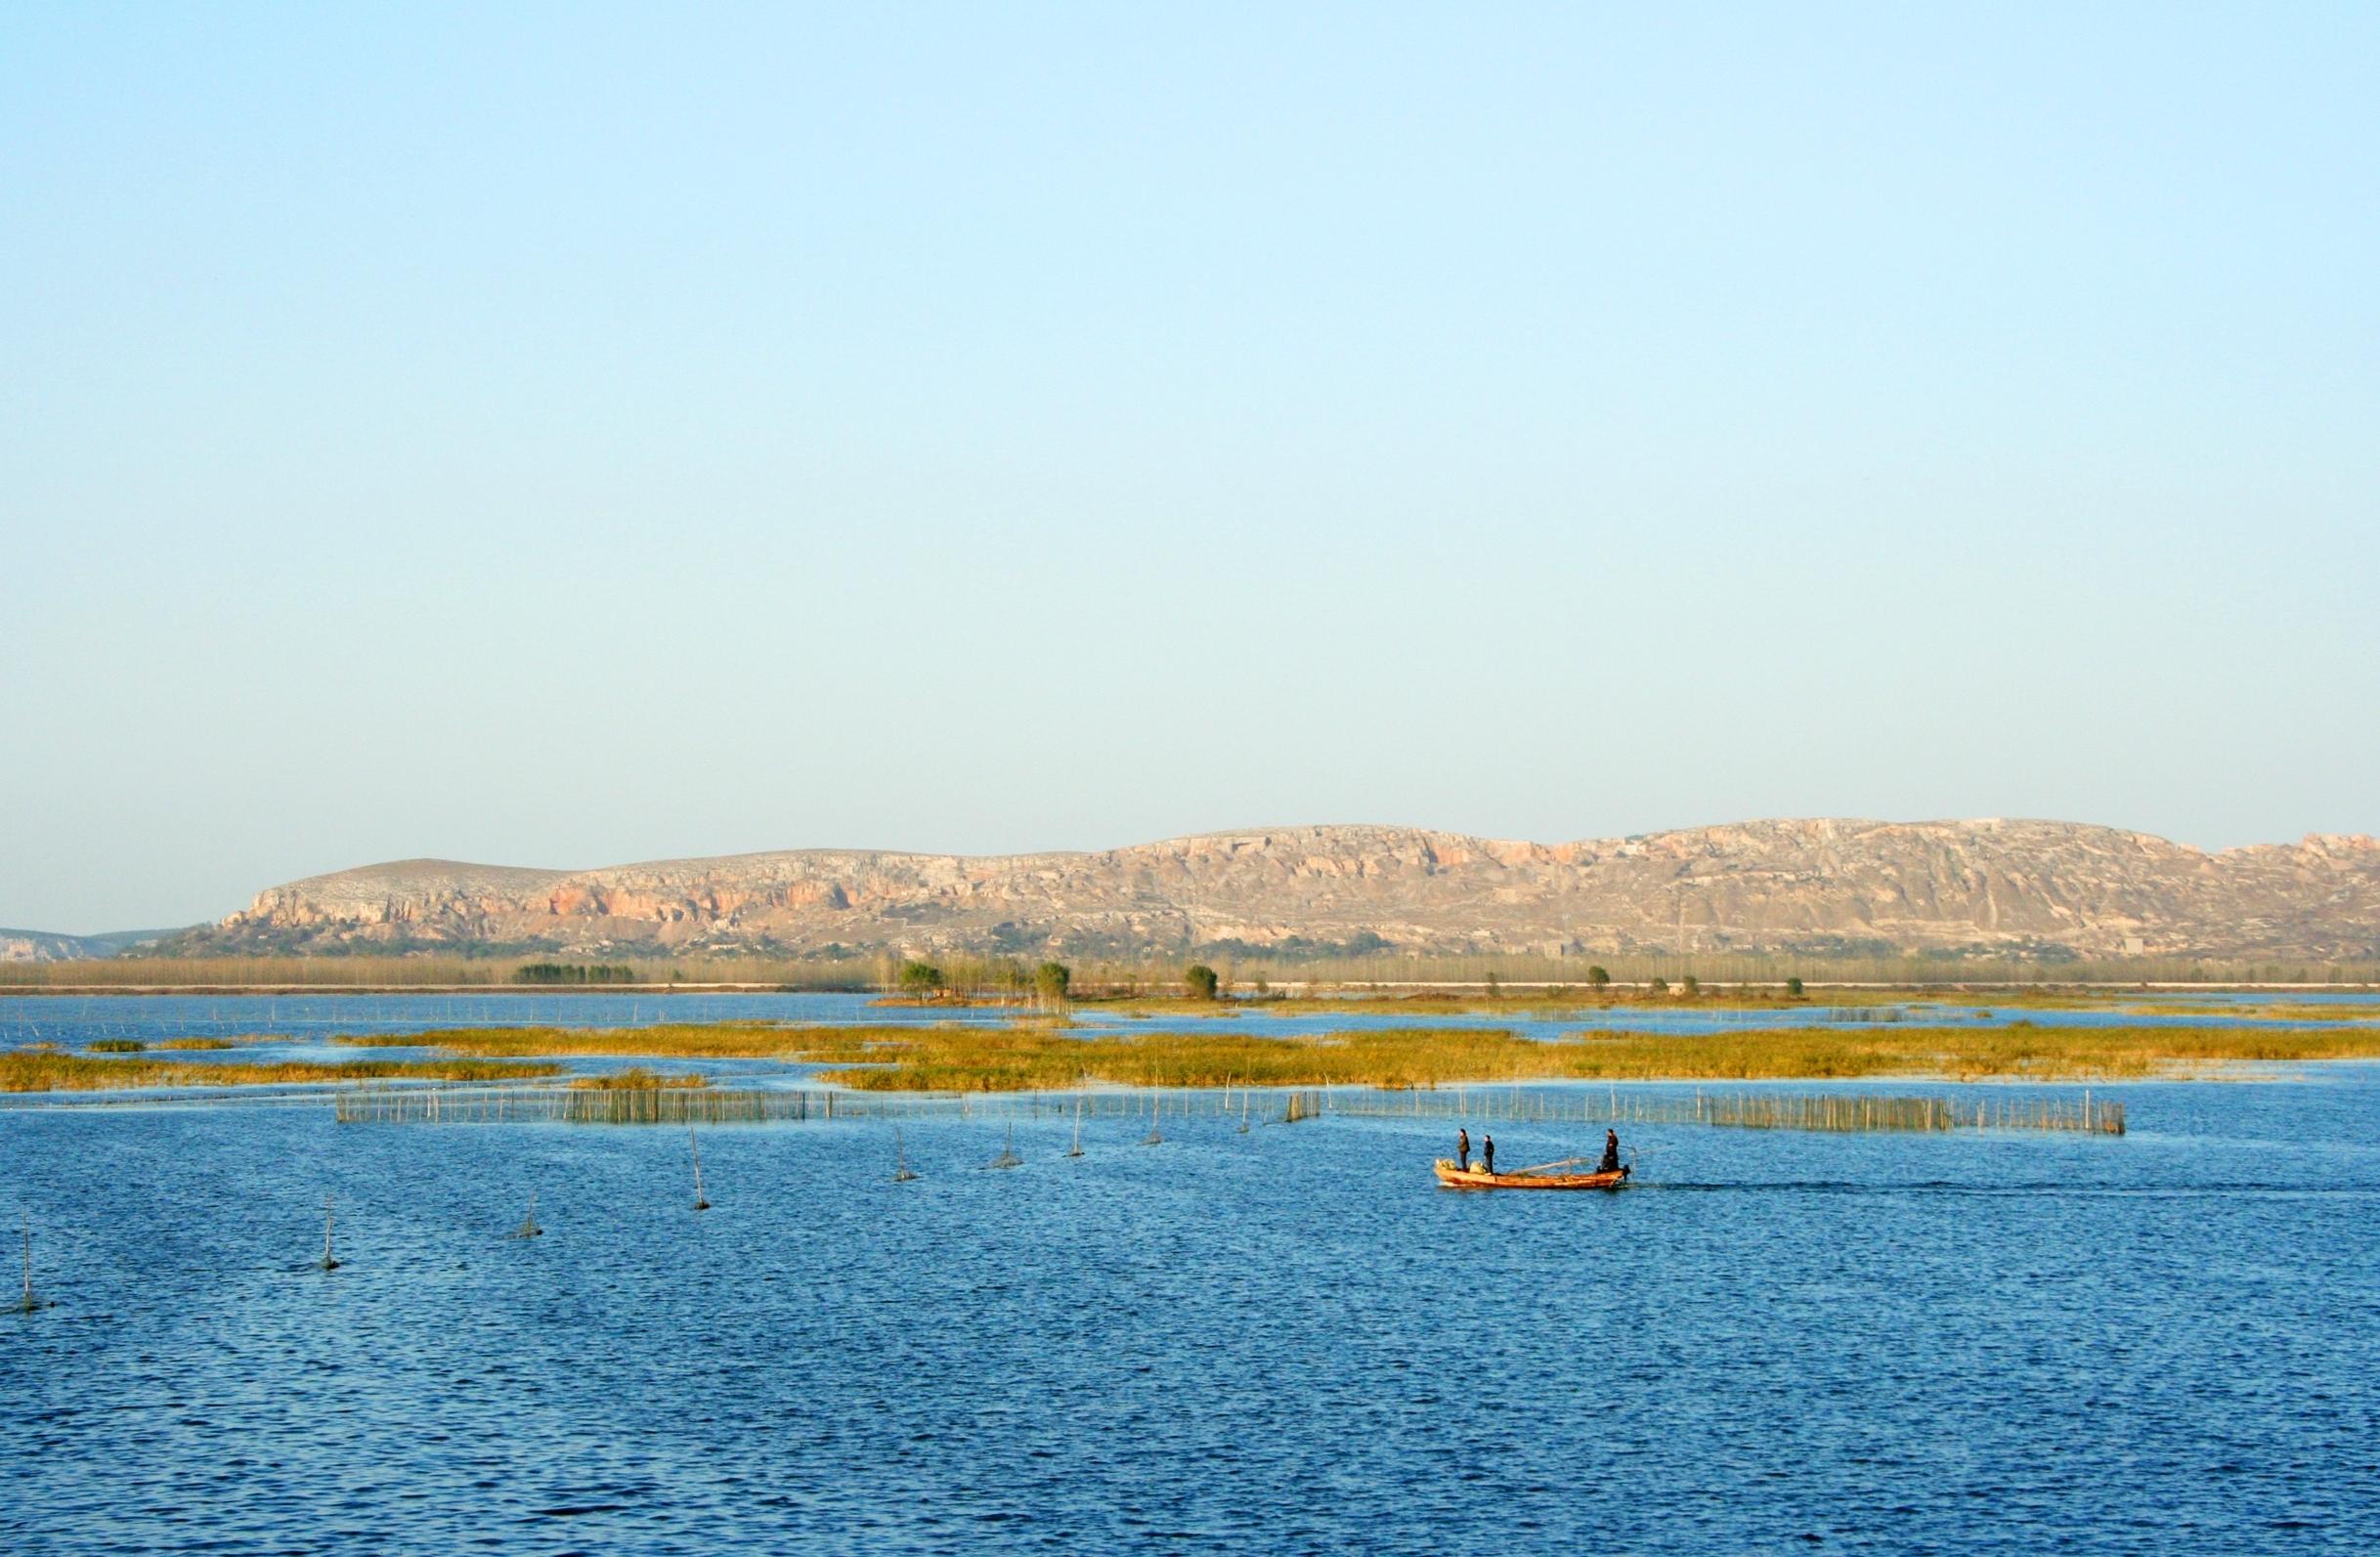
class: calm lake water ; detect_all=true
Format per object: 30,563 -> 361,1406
5,999 -> 2378,1553
8,987 -> 2378,1052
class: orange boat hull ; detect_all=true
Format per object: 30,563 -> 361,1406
1434,1159 -> 1628,1190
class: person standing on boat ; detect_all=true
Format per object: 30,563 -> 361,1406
1457,1127 -> 1471,1172
1599,1129 -> 1622,1174
1482,1134 -> 1495,1174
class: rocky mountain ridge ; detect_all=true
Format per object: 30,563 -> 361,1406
1,927 -> 184,963
173,819 -> 2380,963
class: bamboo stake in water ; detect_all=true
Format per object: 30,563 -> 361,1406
893,1127 -> 919,1183
18,1214 -> 37,1314
321,1196 -> 341,1271
689,1126 -> 711,1211
509,1189 -> 542,1238
1067,1099 -> 1085,1158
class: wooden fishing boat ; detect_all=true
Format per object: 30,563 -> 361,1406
1433,1157 -> 1628,1190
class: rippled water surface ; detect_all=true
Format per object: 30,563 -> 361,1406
8,987 -> 2378,1051
5,1004 -> 2378,1553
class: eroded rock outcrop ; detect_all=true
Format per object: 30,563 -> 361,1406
177,820 -> 2380,963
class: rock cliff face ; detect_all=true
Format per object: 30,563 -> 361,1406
1,927 -> 180,963
1,930 -> 104,964
178,819 -> 2380,963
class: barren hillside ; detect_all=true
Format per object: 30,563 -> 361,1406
168,819 -> 2380,963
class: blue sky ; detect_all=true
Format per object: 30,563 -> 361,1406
3,3 -> 2375,930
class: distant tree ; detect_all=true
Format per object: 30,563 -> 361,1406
1034,961 -> 1072,1007
1648,975 -> 1669,995
1785,975 -> 1805,998
898,960 -> 944,996
1184,964 -> 1221,1001
1586,965 -> 1612,991
1681,974 -> 1701,997
1252,975 -> 1272,998
1485,970 -> 1502,997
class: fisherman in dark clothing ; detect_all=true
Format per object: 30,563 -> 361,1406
1599,1129 -> 1622,1174
1483,1135 -> 1495,1175
1456,1127 -> 1471,1172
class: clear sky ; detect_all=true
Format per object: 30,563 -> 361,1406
3,3 -> 2375,932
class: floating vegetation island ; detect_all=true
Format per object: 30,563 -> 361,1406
16,1011 -> 2378,1100
333,1018 -> 2380,1088
0,1051 -> 562,1093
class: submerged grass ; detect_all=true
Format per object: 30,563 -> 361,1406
0,1051 -> 564,1093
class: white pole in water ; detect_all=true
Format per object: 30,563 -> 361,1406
20,1214 -> 34,1313
689,1126 -> 711,1210
321,1196 -> 340,1271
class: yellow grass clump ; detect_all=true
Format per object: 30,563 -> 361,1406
334,1022 -> 931,1059
1541,1023 -> 2380,1082
1,1051 -> 563,1093
1086,985 -> 2195,1019
298,1016 -> 2380,1090
2118,1000 -> 2380,1020
569,1067 -> 711,1090
794,1020 -> 2380,1089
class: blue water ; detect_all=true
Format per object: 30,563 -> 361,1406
5,1005 -> 2379,1552
7,987 -> 2377,1055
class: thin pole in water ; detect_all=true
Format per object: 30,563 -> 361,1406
690,1126 -> 711,1211
1068,1098 -> 1085,1158
19,1214 -> 36,1314
321,1196 -> 341,1271
893,1126 -> 919,1182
